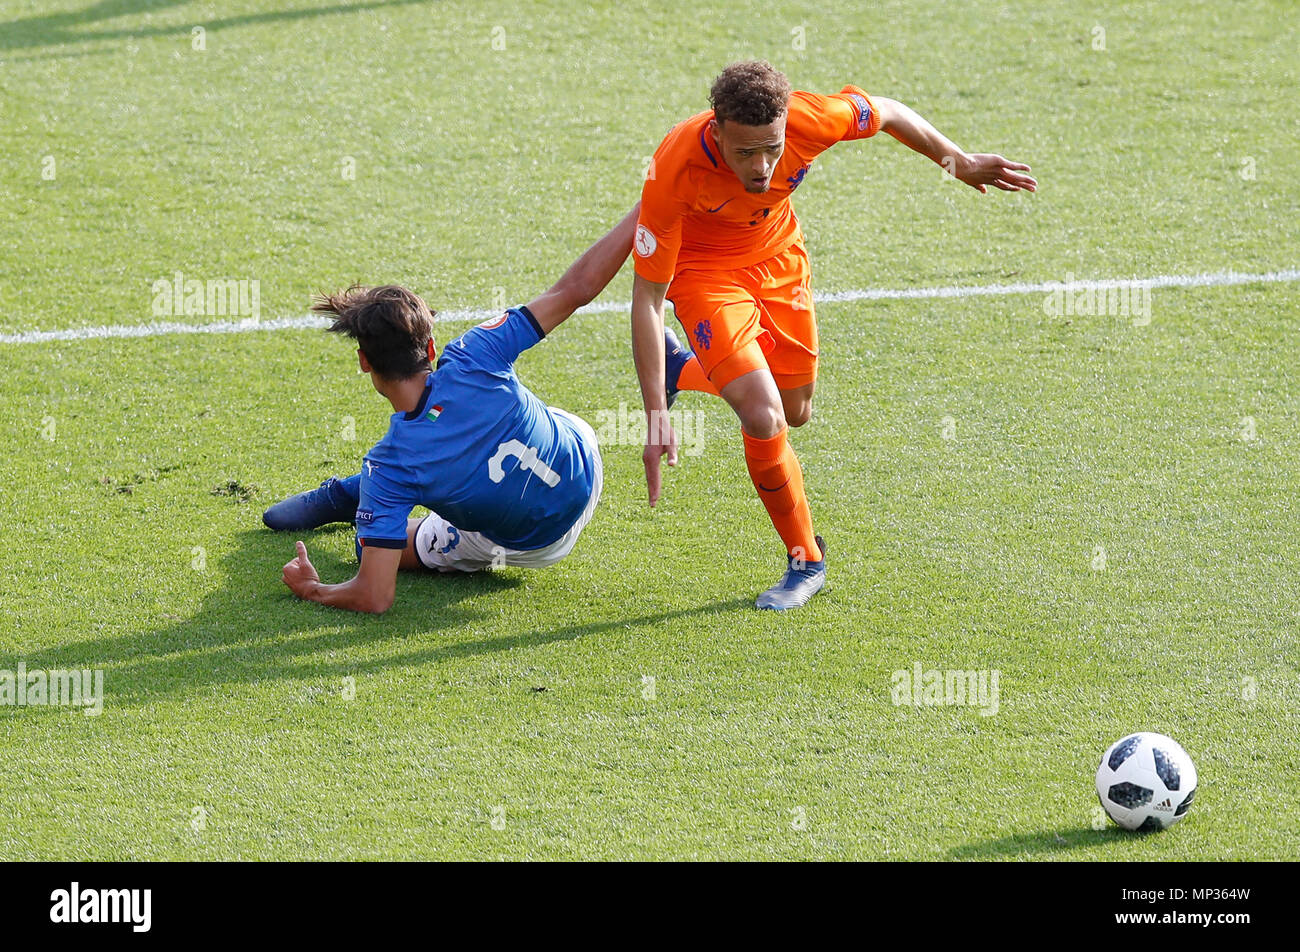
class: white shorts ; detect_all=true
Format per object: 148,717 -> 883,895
413,408 -> 602,573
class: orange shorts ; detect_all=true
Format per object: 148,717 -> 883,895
667,241 -> 818,391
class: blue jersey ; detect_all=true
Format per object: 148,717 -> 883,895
355,306 -> 597,552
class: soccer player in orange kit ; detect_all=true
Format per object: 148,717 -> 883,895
631,61 -> 1035,609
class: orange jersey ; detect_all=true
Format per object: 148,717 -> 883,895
633,85 -> 882,283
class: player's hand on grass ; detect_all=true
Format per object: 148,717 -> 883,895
281,540 -> 321,598
642,411 -> 679,508
955,153 -> 1036,193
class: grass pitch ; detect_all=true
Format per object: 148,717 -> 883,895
1,0 -> 1296,860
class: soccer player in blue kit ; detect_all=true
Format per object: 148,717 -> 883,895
266,207 -> 639,613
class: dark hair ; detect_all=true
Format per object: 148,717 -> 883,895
709,60 -> 792,126
312,284 -> 436,380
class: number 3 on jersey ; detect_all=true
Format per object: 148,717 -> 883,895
488,439 -> 560,487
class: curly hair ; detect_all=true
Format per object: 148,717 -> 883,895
312,284 -> 436,380
709,61 -> 792,126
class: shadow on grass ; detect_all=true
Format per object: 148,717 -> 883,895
0,0 -> 433,53
10,527 -> 751,709
949,825 -> 1141,859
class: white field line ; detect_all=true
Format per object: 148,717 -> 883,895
2,268 -> 1296,345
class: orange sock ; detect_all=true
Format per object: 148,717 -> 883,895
742,426 -> 822,562
676,355 -> 720,396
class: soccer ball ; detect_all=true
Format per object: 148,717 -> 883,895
1095,732 -> 1197,831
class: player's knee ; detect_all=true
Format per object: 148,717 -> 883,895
784,401 -> 812,427
738,402 -> 786,439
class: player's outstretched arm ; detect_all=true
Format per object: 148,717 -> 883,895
281,541 -> 400,614
630,272 -> 678,507
872,97 -> 1037,194
524,203 -> 640,334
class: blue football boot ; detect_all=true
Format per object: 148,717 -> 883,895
755,535 -> 828,610
262,475 -> 359,531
